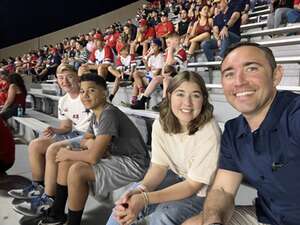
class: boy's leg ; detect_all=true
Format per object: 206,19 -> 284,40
44,140 -> 71,196
143,75 -> 163,98
68,162 -> 95,210
67,162 -> 96,225
69,156 -> 147,225
29,136 -> 54,182
38,159 -> 75,225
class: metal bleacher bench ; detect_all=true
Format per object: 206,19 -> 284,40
12,109 -> 60,135
241,21 -> 267,31
248,14 -> 268,23
185,56 -> 300,69
249,8 -> 270,17
242,24 -> 300,39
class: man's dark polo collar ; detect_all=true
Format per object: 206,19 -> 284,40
235,91 -> 297,138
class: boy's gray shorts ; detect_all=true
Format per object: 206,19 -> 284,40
89,155 -> 147,198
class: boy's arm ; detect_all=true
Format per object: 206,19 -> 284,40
56,134 -> 112,164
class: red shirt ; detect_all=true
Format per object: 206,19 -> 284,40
0,117 -> 15,165
116,54 -> 136,74
155,21 -> 174,38
105,32 -> 120,49
116,41 -> 126,55
164,47 -> 187,65
294,0 -> 300,5
141,27 -> 156,42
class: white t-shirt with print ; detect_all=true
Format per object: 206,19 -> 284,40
58,93 -> 92,132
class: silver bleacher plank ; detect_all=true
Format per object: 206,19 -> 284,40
241,21 -> 267,30
12,116 -> 49,133
256,36 -> 300,47
28,89 -> 61,101
248,14 -> 268,23
253,4 -> 269,11
188,56 -> 300,68
117,105 -> 158,119
249,8 -> 270,17
241,25 -> 300,39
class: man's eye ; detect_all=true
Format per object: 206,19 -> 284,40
223,72 -> 234,78
246,66 -> 258,72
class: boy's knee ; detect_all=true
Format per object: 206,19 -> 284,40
68,162 -> 89,182
28,138 -> 48,155
45,144 -> 61,161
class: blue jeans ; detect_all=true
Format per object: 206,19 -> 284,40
287,10 -> 300,23
201,32 -> 241,61
106,171 -> 204,225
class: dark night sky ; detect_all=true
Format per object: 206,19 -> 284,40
0,0 -> 137,49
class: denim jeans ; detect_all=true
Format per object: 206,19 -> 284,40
267,8 -> 294,28
287,10 -> 300,23
201,32 -> 241,61
106,170 -> 204,225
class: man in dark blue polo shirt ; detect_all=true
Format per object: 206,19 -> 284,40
183,42 -> 300,225
201,0 -> 241,61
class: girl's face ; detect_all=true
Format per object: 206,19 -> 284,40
170,81 -> 203,130
200,5 -> 209,17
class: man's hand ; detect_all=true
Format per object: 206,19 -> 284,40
220,26 -> 229,39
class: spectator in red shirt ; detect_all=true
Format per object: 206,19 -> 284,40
104,25 -> 120,53
130,19 -> 156,56
0,71 -> 9,106
155,10 -> 175,49
0,116 -> 15,176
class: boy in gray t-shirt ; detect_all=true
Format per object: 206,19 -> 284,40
38,73 -> 150,225
88,104 -> 148,163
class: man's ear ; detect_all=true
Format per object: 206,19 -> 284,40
272,65 -> 283,87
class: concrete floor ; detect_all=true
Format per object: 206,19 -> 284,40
0,144 -> 114,225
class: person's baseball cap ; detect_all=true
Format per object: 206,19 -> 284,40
151,38 -> 162,47
160,11 -> 168,17
93,33 -> 103,41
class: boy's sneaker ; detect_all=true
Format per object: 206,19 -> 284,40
13,193 -> 54,217
8,182 -> 44,200
38,213 -> 67,225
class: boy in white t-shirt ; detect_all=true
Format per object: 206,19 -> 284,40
9,63 -> 92,216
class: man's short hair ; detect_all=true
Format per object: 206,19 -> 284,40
222,42 -> 277,72
56,63 -> 77,75
80,73 -> 107,90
